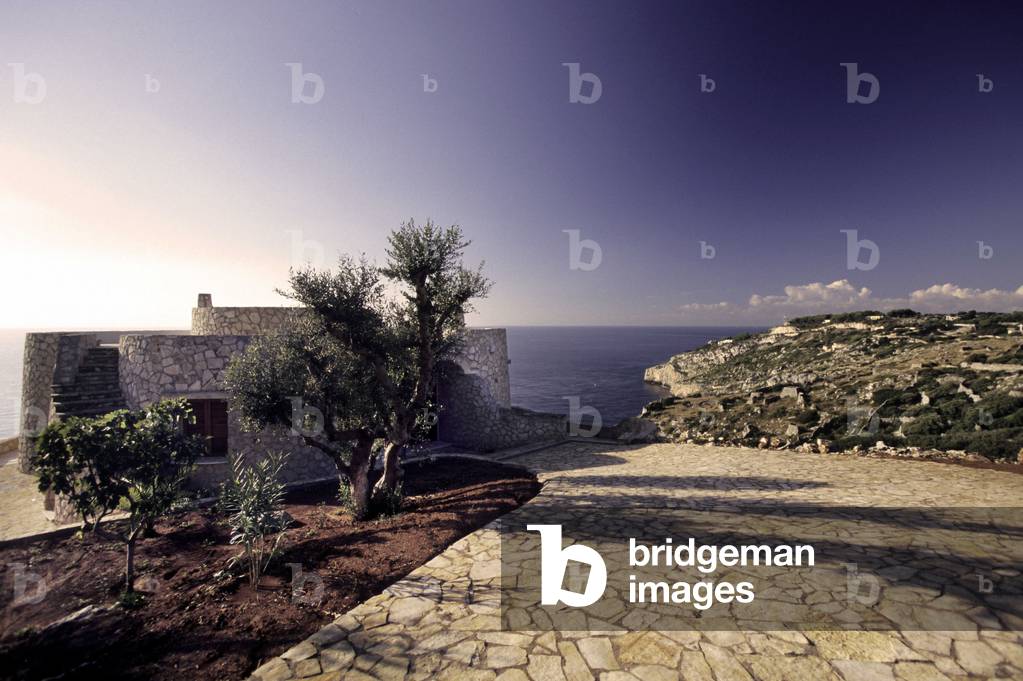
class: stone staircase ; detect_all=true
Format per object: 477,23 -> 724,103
51,346 -> 127,419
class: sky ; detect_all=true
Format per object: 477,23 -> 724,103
0,0 -> 1021,329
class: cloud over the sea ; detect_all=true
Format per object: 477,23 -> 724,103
679,280 -> 1023,324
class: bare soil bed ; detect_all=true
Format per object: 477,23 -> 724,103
0,458 -> 540,681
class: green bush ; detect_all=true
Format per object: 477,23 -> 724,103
902,413 -> 945,436
978,392 -> 1023,418
34,399 -> 203,594
907,429 -> 1023,461
33,414 -> 127,531
373,480 -> 404,517
220,452 -> 291,588
796,409 -> 820,426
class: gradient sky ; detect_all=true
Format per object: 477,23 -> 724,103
1,1 -> 1021,329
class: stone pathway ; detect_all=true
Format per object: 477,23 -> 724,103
0,451 -> 55,541
249,442 -> 1023,681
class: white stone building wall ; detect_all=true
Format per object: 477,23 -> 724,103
18,333 -> 61,472
437,329 -> 566,451
191,306 -> 310,336
118,334 -> 337,489
448,329 -> 512,407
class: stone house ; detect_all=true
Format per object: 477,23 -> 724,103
18,295 -> 566,512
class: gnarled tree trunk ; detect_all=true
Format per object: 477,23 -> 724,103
347,433 -> 375,521
375,440 -> 405,497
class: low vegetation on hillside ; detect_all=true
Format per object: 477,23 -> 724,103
644,310 -> 1023,462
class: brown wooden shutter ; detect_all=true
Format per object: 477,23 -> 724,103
184,399 -> 229,456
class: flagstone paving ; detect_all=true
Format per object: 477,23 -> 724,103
249,442 -> 1023,681
0,451 -> 55,540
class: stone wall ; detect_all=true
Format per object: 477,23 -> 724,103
437,328 -> 565,451
18,333 -> 61,472
437,362 -> 566,452
17,331 -> 188,471
191,306 -> 309,336
118,334 -> 336,488
119,334 -> 250,407
448,328 -> 512,407
186,418 -> 339,494
0,437 -> 18,457
52,333 -> 100,386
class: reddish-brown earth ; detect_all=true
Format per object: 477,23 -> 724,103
0,458 -> 540,681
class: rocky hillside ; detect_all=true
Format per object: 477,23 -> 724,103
643,310 -> 1023,462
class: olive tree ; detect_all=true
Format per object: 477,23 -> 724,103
373,220 -> 491,493
225,220 -> 491,517
224,259 -> 393,520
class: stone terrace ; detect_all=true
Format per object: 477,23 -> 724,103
250,443 -> 1023,681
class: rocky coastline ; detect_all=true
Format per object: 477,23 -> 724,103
642,310 -> 1023,464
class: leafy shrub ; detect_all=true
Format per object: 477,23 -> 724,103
34,400 -> 203,594
33,414 -> 126,531
977,392 -> 1023,419
907,429 -> 1023,461
902,413 -> 945,436
796,409 -> 820,426
338,476 -> 356,515
991,347 -> 1023,364
373,481 -> 404,517
220,452 -> 290,588
870,387 -> 919,417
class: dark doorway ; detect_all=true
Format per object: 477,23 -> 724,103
186,398 -> 229,456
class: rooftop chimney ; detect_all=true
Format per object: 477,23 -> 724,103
197,293 -> 213,308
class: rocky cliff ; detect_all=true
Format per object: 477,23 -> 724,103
643,311 -> 1023,462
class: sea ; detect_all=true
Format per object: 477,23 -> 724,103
504,326 -> 763,425
0,329 -> 25,439
0,326 -> 761,438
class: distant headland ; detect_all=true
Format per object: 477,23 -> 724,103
644,310 -> 1023,464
